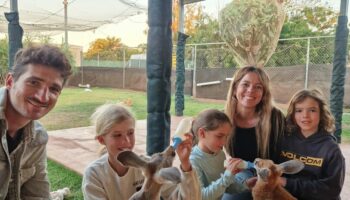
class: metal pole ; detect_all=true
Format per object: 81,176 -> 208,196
10,0 -> 18,12
123,48 -> 126,89
178,0 -> 184,33
97,53 -> 100,67
304,38 -> 310,89
146,0 -> 172,154
81,66 -> 84,84
63,0 -> 68,50
330,0 -> 349,143
7,0 -> 22,70
340,0 -> 348,16
192,44 -> 197,97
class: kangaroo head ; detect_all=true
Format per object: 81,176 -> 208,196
254,158 -> 304,183
146,145 -> 176,175
117,146 -> 181,200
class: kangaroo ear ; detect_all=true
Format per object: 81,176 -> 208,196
117,151 -> 147,168
154,167 -> 181,184
278,160 -> 304,174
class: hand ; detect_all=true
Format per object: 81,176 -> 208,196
176,133 -> 193,172
245,177 -> 257,190
225,158 -> 242,175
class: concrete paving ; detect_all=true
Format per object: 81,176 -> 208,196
47,116 -> 349,199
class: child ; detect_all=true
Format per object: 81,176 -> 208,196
190,109 -> 248,200
277,89 -> 345,200
82,104 -> 201,200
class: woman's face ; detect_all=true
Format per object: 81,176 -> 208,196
234,72 -> 264,109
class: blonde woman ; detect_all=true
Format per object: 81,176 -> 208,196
223,66 -> 285,200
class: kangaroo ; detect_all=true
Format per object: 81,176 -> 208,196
117,146 -> 182,200
252,158 -> 304,200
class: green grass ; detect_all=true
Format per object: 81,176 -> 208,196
43,87 -> 350,199
342,113 -> 350,142
40,87 -> 225,130
48,160 -> 83,200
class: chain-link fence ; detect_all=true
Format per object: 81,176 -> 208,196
74,36 -> 349,105
81,36 -> 342,70
185,36 -> 338,70
81,47 -> 146,68
186,36 -> 348,101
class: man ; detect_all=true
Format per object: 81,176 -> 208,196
0,45 -> 72,199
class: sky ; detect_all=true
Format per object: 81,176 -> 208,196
50,0 -> 232,51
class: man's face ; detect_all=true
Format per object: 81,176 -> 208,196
6,64 -> 64,121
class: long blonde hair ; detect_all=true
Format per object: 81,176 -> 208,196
224,66 -> 274,158
286,89 -> 335,134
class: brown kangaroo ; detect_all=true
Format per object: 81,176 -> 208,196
117,146 -> 182,200
252,158 -> 304,200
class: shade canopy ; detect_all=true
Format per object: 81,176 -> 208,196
0,0 -> 147,33
184,0 -> 204,4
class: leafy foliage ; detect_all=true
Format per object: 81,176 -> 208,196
60,44 -> 77,71
0,38 -> 8,84
0,38 -> 8,70
84,37 -> 144,61
271,2 -> 339,67
280,16 -> 314,38
185,15 -> 237,68
84,37 -> 124,60
185,0 -> 339,68
219,0 -> 285,67
284,0 -> 337,34
281,3 -> 338,38
172,0 -> 204,40
187,14 -> 220,44
23,33 -> 53,47
302,6 -> 337,34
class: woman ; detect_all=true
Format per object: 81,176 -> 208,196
222,66 -> 285,200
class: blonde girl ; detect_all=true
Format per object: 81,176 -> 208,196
82,104 -> 200,200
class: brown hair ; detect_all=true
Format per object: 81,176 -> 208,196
192,109 -> 232,144
12,45 -> 72,85
286,89 -> 335,134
